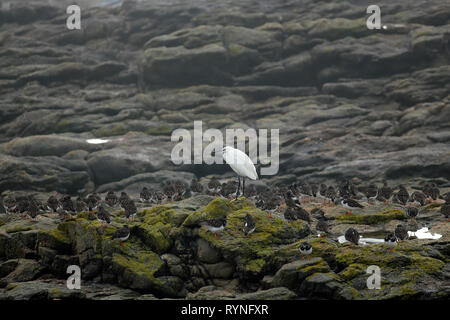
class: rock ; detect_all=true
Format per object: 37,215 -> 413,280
272,258 -> 331,291
203,262 -> 234,279
0,259 -> 45,287
187,285 -> 235,300
236,287 -> 297,300
196,238 -> 222,264
298,272 -> 344,299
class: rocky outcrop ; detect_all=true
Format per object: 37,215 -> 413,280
1,195 -> 449,300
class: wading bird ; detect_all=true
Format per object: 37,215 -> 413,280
222,146 -> 258,199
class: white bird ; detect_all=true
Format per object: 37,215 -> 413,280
222,146 -> 258,198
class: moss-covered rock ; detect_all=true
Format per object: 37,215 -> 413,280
335,209 -> 405,224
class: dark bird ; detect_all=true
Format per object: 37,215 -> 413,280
341,198 -> 364,215
384,233 -> 398,252
111,225 -> 130,247
190,178 -> 203,196
119,192 -> 130,208
163,181 -> 176,201
378,181 -> 393,203
316,217 -> 329,237
441,202 -> 450,222
60,195 -> 75,214
207,178 -> 222,196
86,194 -> 99,211
395,185 -> 409,205
429,183 -> 440,202
97,205 -> 111,225
173,180 -> 187,200
105,191 -> 119,207
365,184 -> 378,204
124,199 -> 137,221
46,195 -> 59,213
409,191 -> 427,206
284,207 -> 298,221
3,195 -> 16,214
345,228 -> 360,246
15,198 -> 30,217
318,183 -> 328,203
405,206 -> 419,223
299,242 -> 312,259
139,187 -> 152,203
294,207 -> 312,223
200,217 -> 227,238
154,191 -> 167,204
75,196 -> 87,213
243,214 -> 256,237
325,186 -> 337,205
394,224 -> 408,241
244,184 -> 257,199
27,198 -> 39,221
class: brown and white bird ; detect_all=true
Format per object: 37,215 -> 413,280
75,196 -> 87,214
409,191 -> 427,206
190,178 -> 203,196
394,224 -> 408,241
395,185 -> 409,205
341,198 -> 364,215
207,178 -> 222,196
299,242 -> 312,260
345,228 -> 360,246
378,181 -> 393,203
365,184 -> 378,205
105,191 -> 119,207
243,214 -> 256,237
316,217 -> 329,237
200,217 -> 227,239
139,187 -> 152,203
441,201 -> 450,222
111,225 -> 130,247
46,195 -> 59,213
384,233 -> 398,253
405,205 -> 419,223
3,195 -> 16,214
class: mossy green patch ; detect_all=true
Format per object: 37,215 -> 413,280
336,209 -> 405,224
6,226 -> 33,233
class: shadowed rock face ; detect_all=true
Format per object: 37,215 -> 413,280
0,196 -> 448,300
0,1 -> 449,194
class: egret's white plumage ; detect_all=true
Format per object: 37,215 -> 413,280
222,146 -> 258,180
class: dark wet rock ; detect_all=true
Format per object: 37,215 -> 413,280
0,259 -> 45,287
236,287 -> 296,300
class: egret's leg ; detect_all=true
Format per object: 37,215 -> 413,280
242,177 -> 245,197
236,176 -> 241,199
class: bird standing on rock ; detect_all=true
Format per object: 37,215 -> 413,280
365,184 -> 378,205
395,185 -> 409,205
299,242 -> 312,260
111,225 -> 130,247
384,233 -> 398,253
378,181 -> 393,203
394,224 -> 408,241
97,205 -> 111,226
207,178 -> 222,196
139,187 -> 152,203
75,197 -> 87,214
243,213 -> 256,237
105,191 -> 119,207
345,228 -> 360,246
3,195 -> 16,214
441,200 -> 450,222
341,198 -> 364,215
200,218 -> 227,239
222,146 -> 258,199
190,178 -> 203,196
47,195 -> 59,213
405,205 -> 419,223
316,217 -> 329,237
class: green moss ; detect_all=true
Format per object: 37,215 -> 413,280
146,126 -> 172,136
336,209 -> 405,224
424,203 -> 442,209
339,263 -> 367,281
0,218 -> 5,227
6,226 -> 33,233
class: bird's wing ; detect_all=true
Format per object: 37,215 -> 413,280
223,148 -> 258,180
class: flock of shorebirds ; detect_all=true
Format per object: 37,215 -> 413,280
1,178 -> 449,251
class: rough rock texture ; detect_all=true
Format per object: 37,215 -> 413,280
1,195 -> 449,300
0,0 -> 449,300
0,0 -> 449,196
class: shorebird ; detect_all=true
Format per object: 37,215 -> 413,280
299,242 -> 312,260
341,198 -> 364,215
200,218 -> 227,239
222,146 -> 258,199
111,225 -> 130,247
243,214 -> 256,237
384,233 -> 398,253
345,228 -> 360,247
394,224 -> 408,241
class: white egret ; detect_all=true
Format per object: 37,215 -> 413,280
222,146 -> 258,198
